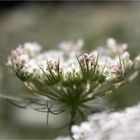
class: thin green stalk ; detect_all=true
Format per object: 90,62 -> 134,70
69,108 -> 76,140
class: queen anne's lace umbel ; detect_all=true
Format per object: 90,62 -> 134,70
7,38 -> 140,128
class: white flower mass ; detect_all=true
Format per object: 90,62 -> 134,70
7,38 -> 140,132
75,103 -> 140,140
56,103 -> 140,140
7,38 -> 138,83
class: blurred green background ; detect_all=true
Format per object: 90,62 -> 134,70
0,2 -> 140,139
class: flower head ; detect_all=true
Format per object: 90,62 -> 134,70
7,38 -> 140,129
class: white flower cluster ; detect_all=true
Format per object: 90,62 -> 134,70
7,38 -> 138,83
7,42 -> 42,80
70,103 -> 140,140
7,38 -> 140,127
7,40 -> 84,83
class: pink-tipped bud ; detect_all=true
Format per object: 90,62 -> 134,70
79,53 -> 96,64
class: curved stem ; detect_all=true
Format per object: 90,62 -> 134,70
78,108 -> 85,121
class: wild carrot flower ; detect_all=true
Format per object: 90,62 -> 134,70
7,38 -> 140,130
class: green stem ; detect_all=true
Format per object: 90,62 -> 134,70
69,108 -> 76,140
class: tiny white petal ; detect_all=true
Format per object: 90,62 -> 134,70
122,51 -> 130,60
134,54 -> 140,69
107,38 -> 116,48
